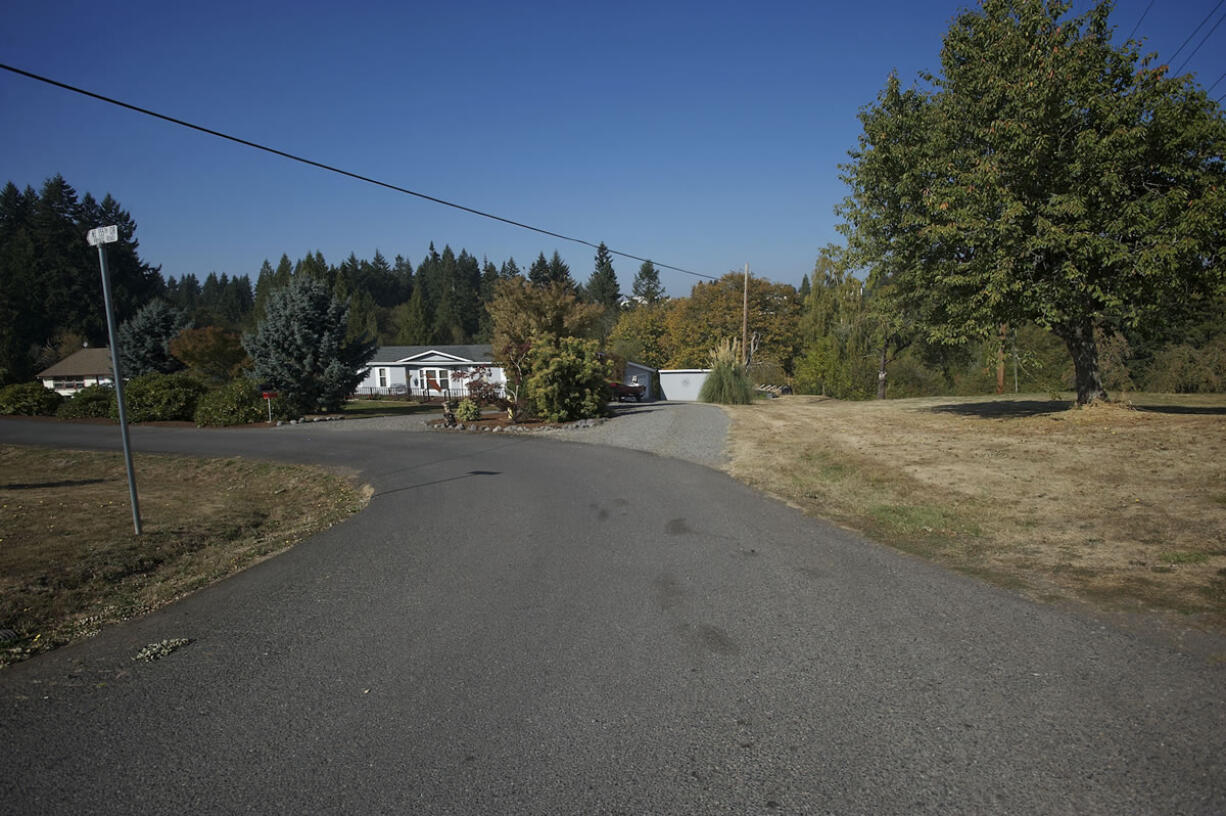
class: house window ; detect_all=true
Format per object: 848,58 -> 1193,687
421,368 -> 450,394
53,377 -> 86,391
377,368 -> 388,388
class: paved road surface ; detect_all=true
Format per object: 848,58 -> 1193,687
0,417 -> 1223,815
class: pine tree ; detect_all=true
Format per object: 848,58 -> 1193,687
632,260 -> 666,305
0,176 -> 163,383
118,299 -> 188,375
243,274 -> 376,414
390,285 -> 431,345
528,252 -> 551,287
586,242 -> 621,309
547,251 -> 574,289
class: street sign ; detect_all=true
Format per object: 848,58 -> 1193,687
261,391 -> 278,399
86,225 -> 119,246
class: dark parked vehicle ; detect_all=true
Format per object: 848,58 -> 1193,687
608,381 -> 646,402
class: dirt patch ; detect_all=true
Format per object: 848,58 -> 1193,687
0,445 -> 369,666
722,394 -> 1226,630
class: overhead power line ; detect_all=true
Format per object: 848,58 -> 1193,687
1125,0 -> 1155,42
1173,9 -> 1226,76
0,62 -> 718,282
1168,0 -> 1225,64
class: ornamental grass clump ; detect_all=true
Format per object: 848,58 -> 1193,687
699,338 -> 755,405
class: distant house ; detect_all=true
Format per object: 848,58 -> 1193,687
356,345 -> 508,399
39,348 -> 115,396
356,344 -> 659,402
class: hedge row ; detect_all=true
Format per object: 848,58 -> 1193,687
1,376 -> 270,426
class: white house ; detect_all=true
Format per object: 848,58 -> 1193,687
356,345 -> 508,399
38,347 -> 115,396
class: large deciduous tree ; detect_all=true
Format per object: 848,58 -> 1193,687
487,277 -> 602,419
839,0 -> 1226,404
243,274 -> 376,415
663,273 -> 802,372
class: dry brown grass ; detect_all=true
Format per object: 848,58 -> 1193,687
0,446 -> 369,665
723,394 -> 1226,629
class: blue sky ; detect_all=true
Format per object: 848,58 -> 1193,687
3,1 -> 1223,297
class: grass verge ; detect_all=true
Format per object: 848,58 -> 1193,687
342,399 -> 438,419
722,394 -> 1226,631
0,445 -> 369,666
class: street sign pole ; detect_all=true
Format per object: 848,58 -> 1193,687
89,225 -> 142,535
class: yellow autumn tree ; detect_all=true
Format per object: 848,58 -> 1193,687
663,273 -> 803,372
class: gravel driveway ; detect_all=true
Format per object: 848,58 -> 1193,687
298,401 -> 730,467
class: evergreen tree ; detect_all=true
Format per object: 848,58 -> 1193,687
294,251 -> 331,285
454,249 -> 482,340
547,251 -> 574,289
252,259 -> 275,322
393,254 -> 414,302
390,285 -> 431,344
586,242 -> 621,309
0,176 -> 163,384
243,274 -> 376,415
117,299 -> 188,375
632,260 -> 666,305
528,252 -> 551,287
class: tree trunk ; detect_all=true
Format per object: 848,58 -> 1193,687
996,324 -> 1006,394
877,343 -> 888,400
1058,320 -> 1107,405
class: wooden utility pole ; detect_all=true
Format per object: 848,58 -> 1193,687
741,263 -> 750,366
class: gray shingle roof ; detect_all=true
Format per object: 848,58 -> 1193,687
368,345 -> 495,364
38,347 -> 114,378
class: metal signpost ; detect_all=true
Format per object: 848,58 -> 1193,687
88,225 -> 142,535
260,386 -> 278,423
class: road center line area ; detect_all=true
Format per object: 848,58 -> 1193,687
1,418 -> 1223,815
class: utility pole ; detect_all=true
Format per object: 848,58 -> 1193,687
741,263 -> 750,366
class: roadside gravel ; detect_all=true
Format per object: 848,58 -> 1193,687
299,401 -> 730,468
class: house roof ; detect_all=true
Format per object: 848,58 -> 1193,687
38,347 -> 114,378
369,345 -> 495,364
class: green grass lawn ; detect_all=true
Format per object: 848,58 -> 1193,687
342,399 -> 440,419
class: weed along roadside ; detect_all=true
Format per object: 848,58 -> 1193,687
721,393 -> 1226,632
0,445 -> 369,666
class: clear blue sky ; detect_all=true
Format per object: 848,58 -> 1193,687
3,1 -> 1223,297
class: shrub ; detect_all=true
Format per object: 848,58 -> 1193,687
194,379 -> 266,426
0,382 -> 64,416
525,336 -> 612,422
56,385 -> 115,418
455,398 -> 481,421
698,339 -> 754,405
115,372 -> 207,422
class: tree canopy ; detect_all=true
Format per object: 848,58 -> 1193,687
242,274 -> 376,415
838,0 -> 1226,404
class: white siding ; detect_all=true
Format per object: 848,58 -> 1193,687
658,369 -> 710,402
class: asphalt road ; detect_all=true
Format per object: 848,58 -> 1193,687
1,417 -> 1223,815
